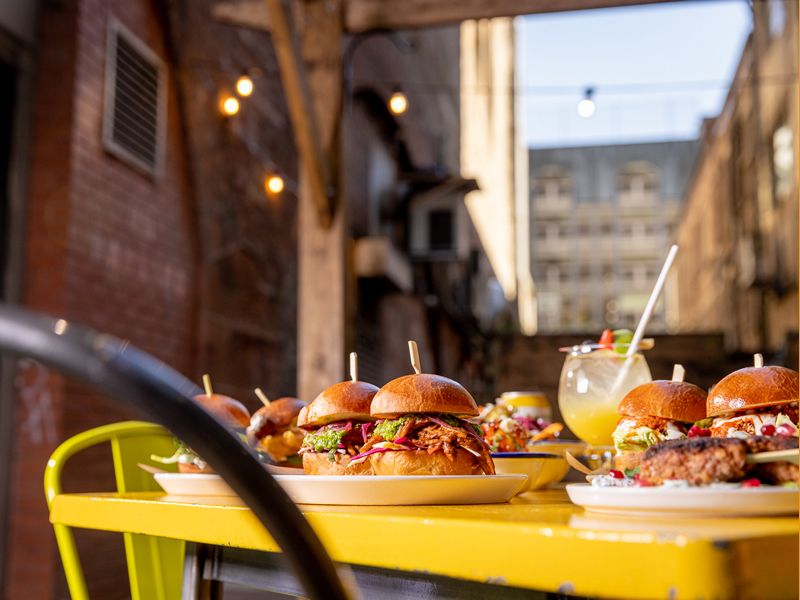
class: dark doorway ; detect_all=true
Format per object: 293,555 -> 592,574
0,60 -> 16,296
0,39 -> 22,594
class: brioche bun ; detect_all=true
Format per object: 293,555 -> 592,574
302,452 -> 373,475
298,381 -> 378,428
369,448 -> 480,475
193,393 -> 250,428
707,365 -> 799,418
371,374 -> 479,418
617,380 -> 707,423
249,397 -> 306,438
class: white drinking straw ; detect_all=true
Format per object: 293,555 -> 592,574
625,244 -> 679,359
611,245 -> 679,393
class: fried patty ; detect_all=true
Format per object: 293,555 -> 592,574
745,436 -> 799,485
640,436 -> 799,485
640,438 -> 748,485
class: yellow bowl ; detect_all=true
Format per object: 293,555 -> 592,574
527,439 -> 589,457
491,452 -> 567,492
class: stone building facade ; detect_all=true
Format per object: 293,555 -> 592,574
674,1 -> 798,355
529,140 -> 698,333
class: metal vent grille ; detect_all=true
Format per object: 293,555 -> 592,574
103,20 -> 166,176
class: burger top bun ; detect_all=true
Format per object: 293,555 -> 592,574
193,393 -> 250,428
297,380 -> 379,428
249,397 -> 307,438
707,365 -> 799,418
370,373 -> 479,418
617,380 -> 707,423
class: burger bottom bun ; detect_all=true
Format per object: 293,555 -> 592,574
370,448 -> 481,476
613,451 -> 644,473
178,462 -> 213,474
302,452 -> 373,475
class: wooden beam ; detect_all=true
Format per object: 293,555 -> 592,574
264,0 -> 334,227
212,1 -> 271,31
292,0 -> 347,399
215,0 -> 672,32
344,0 -> 672,31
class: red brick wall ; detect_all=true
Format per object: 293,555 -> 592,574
166,0 -> 299,405
5,0 -> 196,597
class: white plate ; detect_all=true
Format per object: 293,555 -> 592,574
154,473 -> 527,505
566,483 -> 799,517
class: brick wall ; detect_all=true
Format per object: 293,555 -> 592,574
5,0 -> 196,597
166,0 -> 299,407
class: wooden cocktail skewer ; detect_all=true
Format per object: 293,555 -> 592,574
408,340 -> 421,375
565,451 -> 607,476
746,449 -> 799,465
137,462 -> 166,474
672,364 -> 685,383
754,353 -> 764,368
254,388 -> 270,407
350,352 -> 358,382
202,373 -> 213,397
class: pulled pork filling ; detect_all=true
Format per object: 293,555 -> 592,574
353,414 -> 496,475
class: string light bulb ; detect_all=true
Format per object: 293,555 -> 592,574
577,87 -> 596,119
220,95 -> 240,116
265,174 -> 284,195
236,75 -> 254,97
388,91 -> 408,115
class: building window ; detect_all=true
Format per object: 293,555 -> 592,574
617,161 -> 660,202
545,224 -> 560,240
533,165 -> 572,203
103,19 -> 167,177
427,209 -> 454,251
773,124 -> 794,198
769,0 -> 786,37
546,266 -> 560,286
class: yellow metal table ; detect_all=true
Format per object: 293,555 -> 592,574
50,486 -> 798,599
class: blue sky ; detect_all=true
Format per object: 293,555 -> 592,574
517,1 -> 752,147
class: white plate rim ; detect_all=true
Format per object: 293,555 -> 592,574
566,482 -> 799,517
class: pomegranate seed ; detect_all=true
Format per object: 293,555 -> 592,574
608,469 -> 624,479
689,425 -> 711,438
760,424 -> 776,436
741,478 -> 761,488
775,423 -> 797,437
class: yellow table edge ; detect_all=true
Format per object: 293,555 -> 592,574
51,491 -> 799,599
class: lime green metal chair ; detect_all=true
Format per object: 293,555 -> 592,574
44,421 -> 185,600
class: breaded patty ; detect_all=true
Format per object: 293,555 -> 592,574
639,438 -> 749,485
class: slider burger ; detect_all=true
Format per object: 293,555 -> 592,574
152,375 -> 250,473
612,368 -> 707,473
706,355 -> 798,439
247,395 -> 307,464
351,342 -> 495,476
297,359 -> 379,475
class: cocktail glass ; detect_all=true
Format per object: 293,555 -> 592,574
557,346 -> 652,447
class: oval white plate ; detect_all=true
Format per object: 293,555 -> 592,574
154,473 -> 527,505
566,483 -> 799,517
